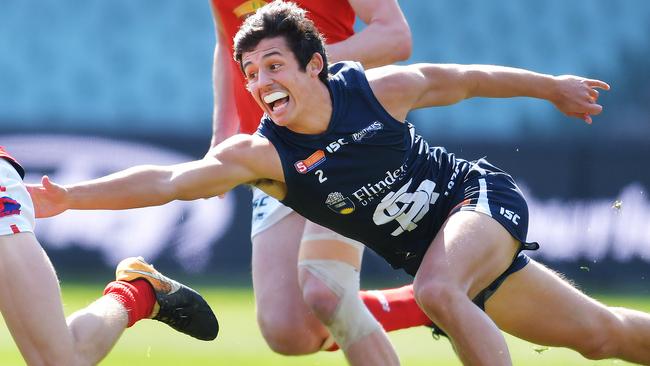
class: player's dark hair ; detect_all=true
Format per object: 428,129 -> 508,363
233,1 -> 329,84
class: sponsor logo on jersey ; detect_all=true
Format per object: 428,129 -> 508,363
325,138 -> 349,154
351,121 -> 383,142
233,0 -> 268,19
0,196 -> 21,218
350,164 -> 408,206
326,192 -> 355,215
294,150 -> 326,174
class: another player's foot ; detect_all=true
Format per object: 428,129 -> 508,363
116,256 -> 219,341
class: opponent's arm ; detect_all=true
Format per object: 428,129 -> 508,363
326,0 -> 411,68
210,2 -> 240,147
28,135 -> 268,218
368,64 -> 610,124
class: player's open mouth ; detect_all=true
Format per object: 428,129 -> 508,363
263,91 -> 290,113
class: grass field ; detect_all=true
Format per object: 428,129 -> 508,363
0,284 -> 644,365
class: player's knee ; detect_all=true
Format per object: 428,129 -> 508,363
576,310 -> 623,359
413,278 -> 465,324
299,259 -> 380,350
577,331 -> 619,360
301,271 -> 341,322
256,308 -> 319,355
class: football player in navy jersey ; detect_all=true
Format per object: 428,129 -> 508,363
30,2 -> 650,366
210,0 -> 432,358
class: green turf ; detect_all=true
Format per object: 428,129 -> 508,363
0,285 -> 644,365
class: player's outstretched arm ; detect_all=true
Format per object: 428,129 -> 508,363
27,135 -> 270,218
368,64 -> 610,124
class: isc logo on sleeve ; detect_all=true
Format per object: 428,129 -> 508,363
294,150 -> 326,174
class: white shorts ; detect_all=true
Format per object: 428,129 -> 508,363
250,187 -> 294,239
250,188 -> 365,253
0,159 -> 35,236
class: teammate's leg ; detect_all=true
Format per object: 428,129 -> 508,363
298,221 -> 399,365
486,258 -> 650,363
413,211 -> 520,366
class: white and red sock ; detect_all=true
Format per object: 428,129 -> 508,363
103,279 -> 156,327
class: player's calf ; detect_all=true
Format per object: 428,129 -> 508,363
574,308 -> 623,360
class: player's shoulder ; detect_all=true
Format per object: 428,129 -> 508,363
209,134 -> 273,158
366,64 -> 418,86
328,61 -> 380,97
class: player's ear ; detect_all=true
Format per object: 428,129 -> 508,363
308,52 -> 324,77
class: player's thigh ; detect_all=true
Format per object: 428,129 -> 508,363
416,211 -> 520,298
0,232 -> 73,361
251,209 -> 306,309
486,258 -> 613,347
299,220 -> 364,270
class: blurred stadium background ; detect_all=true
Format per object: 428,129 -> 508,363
1,0 -> 650,364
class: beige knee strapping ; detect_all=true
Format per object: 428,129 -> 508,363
299,259 -> 381,350
300,232 -> 365,254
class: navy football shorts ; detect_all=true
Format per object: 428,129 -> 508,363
429,158 -> 540,337
450,158 -> 539,302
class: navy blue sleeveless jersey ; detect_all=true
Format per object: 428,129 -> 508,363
258,62 -> 472,273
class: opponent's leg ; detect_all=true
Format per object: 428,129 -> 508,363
0,232 -> 126,366
360,284 -> 431,334
252,209 -> 331,354
299,221 -> 399,365
0,158 -> 128,365
413,211 -> 520,366
106,256 -> 219,341
0,236 -> 218,365
487,258 -> 650,364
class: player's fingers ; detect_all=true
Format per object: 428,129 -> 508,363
42,175 -> 52,188
588,88 -> 599,101
587,103 -> 603,115
566,111 -> 592,124
587,79 -> 610,90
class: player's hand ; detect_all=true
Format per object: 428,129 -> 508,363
26,176 -> 69,218
551,75 -> 610,124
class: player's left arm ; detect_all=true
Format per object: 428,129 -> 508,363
368,64 -> 610,124
326,0 -> 412,68
210,1 -> 240,148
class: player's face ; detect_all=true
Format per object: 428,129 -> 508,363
242,37 -> 321,129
